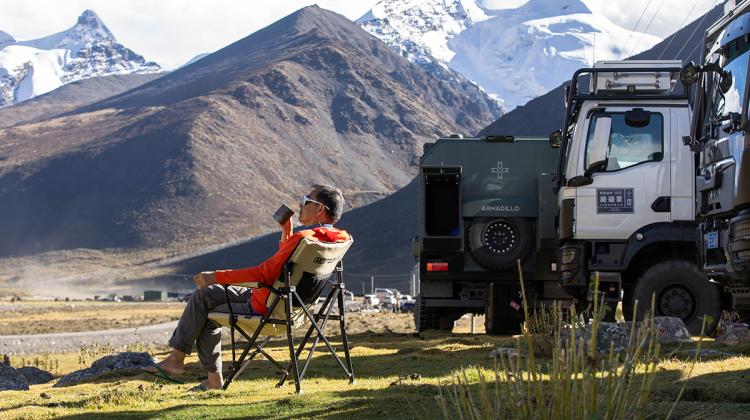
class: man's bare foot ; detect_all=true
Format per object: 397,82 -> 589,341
143,354 -> 186,376
205,372 -> 223,389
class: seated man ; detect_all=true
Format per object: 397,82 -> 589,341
143,184 -> 350,391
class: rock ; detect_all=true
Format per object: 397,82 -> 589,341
0,360 -> 28,391
17,366 -> 54,385
715,326 -> 750,346
563,322 -> 629,354
489,347 -> 520,359
648,317 -> 692,343
54,352 -> 155,387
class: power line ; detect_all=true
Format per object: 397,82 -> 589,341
619,0 -> 655,59
657,0 -> 705,59
629,0 -> 667,58
672,1 -> 716,60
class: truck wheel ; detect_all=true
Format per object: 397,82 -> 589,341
630,260 -> 720,335
467,218 -> 532,270
414,296 -> 455,331
484,282 -> 523,335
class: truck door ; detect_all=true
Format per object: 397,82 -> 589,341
575,107 -> 671,240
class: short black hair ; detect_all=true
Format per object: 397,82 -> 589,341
312,184 -> 344,223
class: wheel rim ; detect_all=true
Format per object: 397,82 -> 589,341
482,221 -> 518,255
657,285 -> 696,321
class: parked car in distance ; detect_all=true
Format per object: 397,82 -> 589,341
399,295 -> 416,312
363,294 -> 380,308
375,288 -> 395,300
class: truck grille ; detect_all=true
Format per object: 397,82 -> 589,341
731,218 -> 750,241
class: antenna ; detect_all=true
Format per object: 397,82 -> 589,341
592,33 -> 596,66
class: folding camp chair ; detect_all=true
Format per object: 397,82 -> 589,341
207,236 -> 354,394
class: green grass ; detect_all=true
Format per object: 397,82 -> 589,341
2,329 -> 750,419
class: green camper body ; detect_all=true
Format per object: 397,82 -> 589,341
415,137 -> 568,333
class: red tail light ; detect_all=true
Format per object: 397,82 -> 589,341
426,262 -> 449,272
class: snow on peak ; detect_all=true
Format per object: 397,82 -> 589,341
0,10 -> 160,107
19,9 -> 115,52
360,0 -> 662,109
358,0 -> 490,64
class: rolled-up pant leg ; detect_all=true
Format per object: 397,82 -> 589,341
168,284 -> 254,373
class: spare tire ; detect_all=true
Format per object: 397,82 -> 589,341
467,218 -> 532,270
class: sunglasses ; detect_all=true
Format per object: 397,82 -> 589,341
300,194 -> 329,210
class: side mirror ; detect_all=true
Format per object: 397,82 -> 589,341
680,61 -> 700,86
587,116 -> 611,174
720,70 -> 733,94
549,129 -> 562,148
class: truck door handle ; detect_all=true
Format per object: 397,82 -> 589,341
651,197 -> 670,213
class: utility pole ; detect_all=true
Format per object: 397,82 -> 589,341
370,275 -> 374,294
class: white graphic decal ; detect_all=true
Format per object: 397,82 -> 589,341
491,161 -> 510,179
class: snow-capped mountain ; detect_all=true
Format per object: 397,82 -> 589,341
0,10 -> 160,107
359,0 -> 662,109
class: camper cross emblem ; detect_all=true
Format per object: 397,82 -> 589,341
492,162 -> 509,180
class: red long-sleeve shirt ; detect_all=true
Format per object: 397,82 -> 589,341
214,226 -> 350,314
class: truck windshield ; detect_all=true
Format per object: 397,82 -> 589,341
707,36 -> 750,121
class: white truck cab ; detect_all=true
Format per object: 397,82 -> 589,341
553,60 -> 725,334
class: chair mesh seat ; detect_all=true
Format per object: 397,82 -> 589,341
208,312 -> 287,336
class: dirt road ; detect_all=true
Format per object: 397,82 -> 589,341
0,321 -> 178,355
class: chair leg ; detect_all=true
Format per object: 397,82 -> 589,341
222,329 -> 257,390
337,286 -> 355,384
277,287 -> 345,387
294,292 -> 351,376
223,297 -> 282,390
229,336 -> 272,384
285,296 -> 302,394
298,288 -> 339,381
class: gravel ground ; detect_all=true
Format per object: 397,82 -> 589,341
0,321 -> 178,355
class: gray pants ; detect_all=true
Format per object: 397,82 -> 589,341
168,284 -> 256,373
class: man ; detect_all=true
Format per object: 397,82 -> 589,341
143,184 -> 349,391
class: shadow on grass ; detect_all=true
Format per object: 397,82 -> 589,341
49,366 -> 750,419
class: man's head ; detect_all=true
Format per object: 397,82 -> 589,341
298,184 -> 344,226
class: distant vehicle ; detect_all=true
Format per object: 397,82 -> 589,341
399,295 -> 416,312
380,296 -> 397,306
388,289 -> 403,299
363,294 -> 380,308
375,288 -> 395,300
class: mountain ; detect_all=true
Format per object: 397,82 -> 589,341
0,6 -> 498,260
0,73 -> 165,128
479,4 -> 724,137
358,0 -> 661,110
0,10 -> 161,107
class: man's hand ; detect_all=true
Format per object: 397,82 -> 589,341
193,271 -> 217,289
280,218 -> 293,244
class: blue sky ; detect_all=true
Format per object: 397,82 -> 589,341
0,0 -> 720,70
